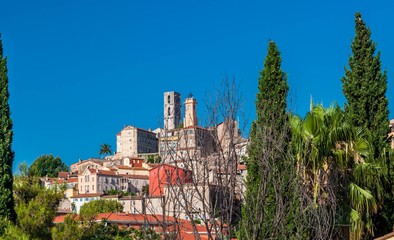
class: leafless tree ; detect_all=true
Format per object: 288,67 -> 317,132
143,77 -> 246,239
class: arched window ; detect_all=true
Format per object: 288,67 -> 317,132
167,95 -> 170,103
168,107 -> 171,116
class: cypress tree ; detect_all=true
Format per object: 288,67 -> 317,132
0,35 -> 16,222
342,12 -> 389,158
239,41 -> 299,239
342,13 -> 392,237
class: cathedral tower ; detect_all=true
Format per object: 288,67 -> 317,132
184,93 -> 198,128
164,91 -> 181,130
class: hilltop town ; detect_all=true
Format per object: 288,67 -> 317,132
45,91 -> 248,237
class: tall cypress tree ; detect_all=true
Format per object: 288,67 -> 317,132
342,12 -> 391,237
342,12 -> 389,158
0,35 -> 16,222
239,41 -> 299,239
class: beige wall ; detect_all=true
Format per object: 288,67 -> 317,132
116,126 -> 158,158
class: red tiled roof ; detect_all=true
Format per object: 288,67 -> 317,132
149,163 -> 190,172
131,167 -> 148,171
70,193 -> 103,198
58,172 -> 69,179
116,165 -> 133,170
97,170 -> 119,176
53,212 -> 225,239
237,164 -> 247,170
100,195 -> 120,199
119,174 -> 149,179
67,178 -> 78,183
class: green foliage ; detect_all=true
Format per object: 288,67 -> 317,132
291,105 -> 384,239
0,34 -> 16,223
147,155 -> 161,163
99,144 -> 113,157
28,154 -> 68,177
341,12 -> 389,158
52,216 -> 135,240
80,200 -> 123,221
51,214 -> 83,240
141,185 -> 149,196
14,175 -> 64,239
0,217 -> 29,240
131,227 -> 161,240
341,12 -> 391,237
239,41 -> 300,239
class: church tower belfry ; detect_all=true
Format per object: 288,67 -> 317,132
184,93 -> 198,128
164,91 -> 181,130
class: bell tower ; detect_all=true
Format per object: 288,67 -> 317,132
164,91 -> 181,130
184,93 -> 198,128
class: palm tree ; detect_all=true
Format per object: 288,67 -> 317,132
290,104 -> 383,239
99,144 -> 112,158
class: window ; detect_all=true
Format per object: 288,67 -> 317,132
92,185 -> 94,191
168,107 -> 171,116
167,95 -> 170,103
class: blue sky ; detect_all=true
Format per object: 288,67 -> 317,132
1,0 -> 394,168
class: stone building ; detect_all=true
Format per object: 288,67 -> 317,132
115,126 -> 158,158
164,91 -> 181,130
159,93 -> 216,162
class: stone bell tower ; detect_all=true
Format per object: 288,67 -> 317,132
164,91 -> 181,130
184,93 -> 198,128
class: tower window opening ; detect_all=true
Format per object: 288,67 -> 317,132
168,107 -> 171,116
168,95 -> 170,103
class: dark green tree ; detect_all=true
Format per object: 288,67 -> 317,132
342,12 -> 389,158
341,13 -> 392,237
0,34 -> 16,223
28,154 -> 68,177
239,41 -> 301,239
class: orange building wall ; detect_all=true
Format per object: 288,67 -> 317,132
149,165 -> 192,197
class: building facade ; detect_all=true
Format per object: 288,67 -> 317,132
115,126 -> 158,158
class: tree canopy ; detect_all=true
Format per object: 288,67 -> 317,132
28,154 -> 68,178
99,144 -> 113,158
79,199 -> 123,221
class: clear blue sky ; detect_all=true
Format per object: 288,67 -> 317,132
1,0 -> 394,169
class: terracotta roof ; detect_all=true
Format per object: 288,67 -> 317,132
149,163 -> 190,172
100,195 -> 120,199
147,163 -> 159,167
75,159 -> 104,166
119,174 -> 149,179
97,170 -> 119,176
53,212 -> 225,239
237,164 -> 247,170
131,167 -> 148,171
58,172 -> 69,179
116,165 -> 133,170
70,193 -> 103,198
66,178 -> 78,183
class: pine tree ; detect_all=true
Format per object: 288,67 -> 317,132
239,41 -> 300,239
0,35 -> 16,222
342,12 -> 389,158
